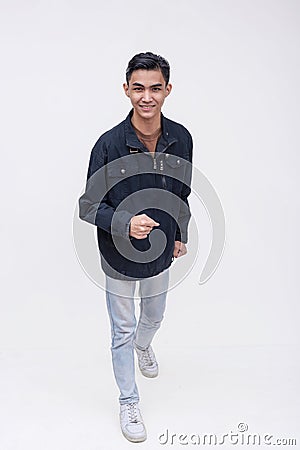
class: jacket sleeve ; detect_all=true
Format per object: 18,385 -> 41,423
175,134 -> 193,243
78,138 -> 133,239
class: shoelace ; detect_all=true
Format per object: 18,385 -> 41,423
140,347 -> 155,366
127,403 -> 139,423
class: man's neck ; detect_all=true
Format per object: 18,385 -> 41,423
131,110 -> 161,135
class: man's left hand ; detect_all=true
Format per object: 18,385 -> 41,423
173,241 -> 187,258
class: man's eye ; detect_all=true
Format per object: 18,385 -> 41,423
152,88 -> 161,91
133,88 -> 143,91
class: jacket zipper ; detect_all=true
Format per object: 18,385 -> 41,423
159,159 -> 167,189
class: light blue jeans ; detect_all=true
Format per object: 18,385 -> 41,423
105,269 -> 169,405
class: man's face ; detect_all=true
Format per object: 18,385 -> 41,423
123,69 -> 172,121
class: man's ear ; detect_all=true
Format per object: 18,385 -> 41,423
165,83 -> 172,96
123,83 -> 130,97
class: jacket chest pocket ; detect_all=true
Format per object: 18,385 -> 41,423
107,158 -> 140,200
164,154 -> 188,194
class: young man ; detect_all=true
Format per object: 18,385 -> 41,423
79,52 -> 193,443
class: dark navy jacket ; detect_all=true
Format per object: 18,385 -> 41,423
79,110 -> 193,280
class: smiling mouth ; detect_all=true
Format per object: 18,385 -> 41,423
140,105 -> 154,110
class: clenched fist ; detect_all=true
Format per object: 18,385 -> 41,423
173,241 -> 187,258
129,214 -> 160,240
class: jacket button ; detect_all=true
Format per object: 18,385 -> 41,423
120,168 -> 126,174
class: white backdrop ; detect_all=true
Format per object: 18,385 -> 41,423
1,1 -> 299,449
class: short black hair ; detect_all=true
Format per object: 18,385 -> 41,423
126,52 -> 170,85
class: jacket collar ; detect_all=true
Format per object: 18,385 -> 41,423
124,109 -> 177,150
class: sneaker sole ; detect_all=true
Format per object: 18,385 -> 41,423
121,430 -> 147,443
140,368 -> 159,378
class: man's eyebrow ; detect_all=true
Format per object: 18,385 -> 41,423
131,82 -> 163,87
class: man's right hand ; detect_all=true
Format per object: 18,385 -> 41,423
129,214 -> 160,240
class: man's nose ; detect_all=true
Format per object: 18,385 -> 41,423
142,90 -> 152,102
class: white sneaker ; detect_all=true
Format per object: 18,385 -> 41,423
134,344 -> 159,378
120,402 -> 147,443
